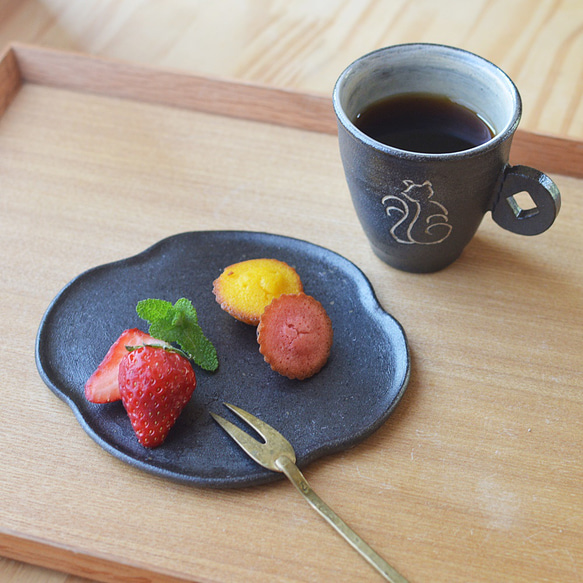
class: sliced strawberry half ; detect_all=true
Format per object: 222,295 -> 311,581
85,328 -> 166,403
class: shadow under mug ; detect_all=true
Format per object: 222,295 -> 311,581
333,44 -> 561,273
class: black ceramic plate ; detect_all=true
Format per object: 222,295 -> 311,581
36,231 -> 410,488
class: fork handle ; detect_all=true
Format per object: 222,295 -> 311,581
275,456 -> 409,583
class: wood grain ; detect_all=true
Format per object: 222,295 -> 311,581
511,130 -> 583,179
0,43 -> 581,583
12,43 -> 339,136
0,532 -> 190,583
0,44 -> 21,117
1,2 -> 582,580
0,0 -> 581,140
8,43 -> 583,179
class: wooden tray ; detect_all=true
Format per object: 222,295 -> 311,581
1,44 -> 582,583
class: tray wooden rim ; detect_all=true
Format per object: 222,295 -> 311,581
0,42 -> 581,582
0,529 -> 191,583
1,42 -> 582,179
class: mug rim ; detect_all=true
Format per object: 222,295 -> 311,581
332,43 -> 522,160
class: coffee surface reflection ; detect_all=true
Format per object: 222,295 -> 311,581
354,93 -> 494,154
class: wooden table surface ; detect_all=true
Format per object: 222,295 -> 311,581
0,2 -> 582,583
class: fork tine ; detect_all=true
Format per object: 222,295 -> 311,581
224,403 -> 292,446
209,412 -> 262,458
210,403 -> 296,471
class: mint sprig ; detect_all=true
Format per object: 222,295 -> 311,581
136,298 -> 218,372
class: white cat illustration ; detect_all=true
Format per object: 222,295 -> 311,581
381,180 -> 452,245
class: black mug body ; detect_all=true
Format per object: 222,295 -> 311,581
337,121 -> 513,272
333,44 -> 560,273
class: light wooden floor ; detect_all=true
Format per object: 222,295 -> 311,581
1,0 -> 582,140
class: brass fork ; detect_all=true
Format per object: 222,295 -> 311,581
210,403 -> 409,583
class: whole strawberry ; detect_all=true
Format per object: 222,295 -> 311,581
118,345 -> 197,448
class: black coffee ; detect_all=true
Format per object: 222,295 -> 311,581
354,93 -> 494,154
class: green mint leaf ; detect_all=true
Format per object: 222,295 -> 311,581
136,298 -> 218,371
172,297 -> 199,326
136,298 -> 173,322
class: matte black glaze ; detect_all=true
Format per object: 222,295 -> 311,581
36,231 -> 410,488
333,44 -> 561,273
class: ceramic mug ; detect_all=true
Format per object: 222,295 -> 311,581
333,43 -> 561,273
